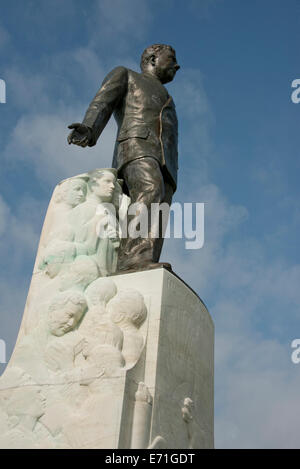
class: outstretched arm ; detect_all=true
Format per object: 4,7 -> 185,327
68,66 -> 128,147
67,123 -> 92,147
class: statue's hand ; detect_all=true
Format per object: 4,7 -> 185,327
67,123 -> 92,147
79,366 -> 105,386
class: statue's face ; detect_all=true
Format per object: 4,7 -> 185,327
65,179 -> 87,207
49,302 -> 84,336
154,49 -> 180,84
92,172 -> 116,201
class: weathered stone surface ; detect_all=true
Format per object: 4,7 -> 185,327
0,268 -> 213,448
113,268 -> 214,449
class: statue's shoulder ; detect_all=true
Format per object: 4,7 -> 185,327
107,67 -> 141,83
110,66 -> 128,74
126,68 -> 139,76
103,66 -> 129,84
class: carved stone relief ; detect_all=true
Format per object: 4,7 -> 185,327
0,275 -> 148,448
0,170 -> 150,449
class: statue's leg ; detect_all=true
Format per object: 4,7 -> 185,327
117,157 -> 172,272
152,181 -> 173,262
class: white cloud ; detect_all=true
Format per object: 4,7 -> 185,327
0,24 -> 10,50
0,195 -> 41,271
4,109 -> 117,186
94,0 -> 152,40
172,69 -> 216,172
0,196 -> 10,236
4,67 -> 51,111
215,333 -> 300,448
0,194 -> 44,374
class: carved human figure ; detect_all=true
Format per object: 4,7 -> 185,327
85,277 -> 117,308
182,397 -> 193,423
79,278 -> 123,351
77,279 -> 126,388
39,237 -> 77,279
40,291 -> 103,442
107,289 -> 147,369
82,343 -> 125,384
60,280 -> 128,449
48,289 -> 108,386
24,255 -> 99,336
42,178 -> 87,245
44,283 -> 123,426
38,178 -> 88,278
58,255 -> 99,293
131,382 -> 153,449
38,171 -> 123,281
47,290 -> 87,338
61,341 -> 126,449
0,367 -> 47,449
180,397 -> 206,449
55,178 -> 87,209
71,169 -> 120,276
13,291 -> 88,381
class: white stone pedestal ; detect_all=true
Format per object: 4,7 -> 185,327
0,268 -> 214,449
113,268 -> 214,449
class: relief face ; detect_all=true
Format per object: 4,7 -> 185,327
48,291 -> 87,337
89,171 -> 116,202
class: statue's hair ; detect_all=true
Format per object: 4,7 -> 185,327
61,255 -> 99,288
88,169 -> 121,207
85,278 -> 117,306
54,177 -> 87,204
49,290 -> 87,313
140,44 -> 175,71
107,289 -> 147,327
88,169 -> 117,190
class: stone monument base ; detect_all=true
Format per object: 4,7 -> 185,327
113,268 -> 214,449
0,268 -> 214,449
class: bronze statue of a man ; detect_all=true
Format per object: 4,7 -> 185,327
68,44 -> 180,273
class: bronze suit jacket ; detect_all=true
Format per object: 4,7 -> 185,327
82,66 -> 178,190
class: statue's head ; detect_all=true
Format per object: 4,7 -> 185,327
88,169 -> 117,203
85,277 -> 117,308
107,289 -> 147,328
140,44 -> 180,84
59,255 -> 99,292
55,178 -> 87,207
48,290 -> 87,336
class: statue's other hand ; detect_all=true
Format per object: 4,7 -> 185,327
67,123 -> 91,147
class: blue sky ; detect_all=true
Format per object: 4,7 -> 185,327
0,0 -> 300,448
